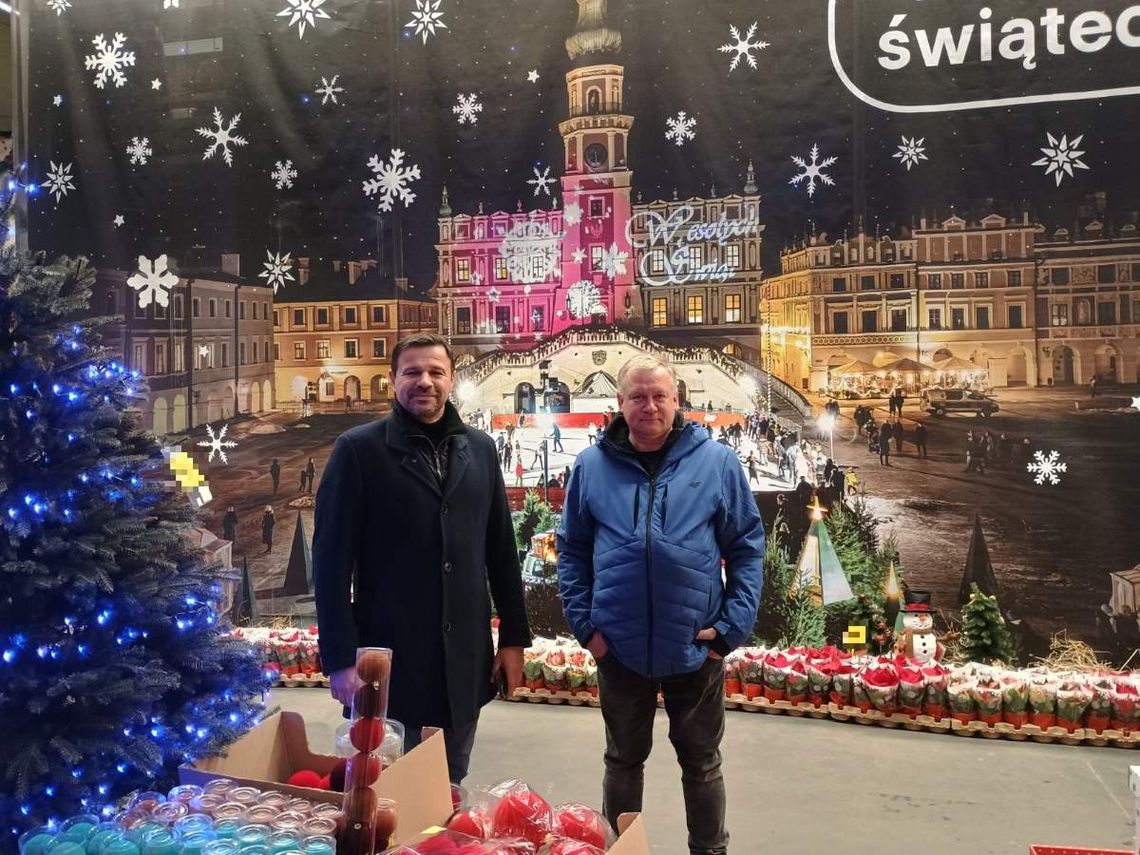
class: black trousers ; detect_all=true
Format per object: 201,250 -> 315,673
597,654 -> 728,855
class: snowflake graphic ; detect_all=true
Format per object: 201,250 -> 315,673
571,247 -> 587,264
42,161 -> 76,203
271,159 -> 298,190
1026,449 -> 1067,486
527,165 -> 556,197
1131,396 -> 1140,411
126,136 -> 152,166
316,74 -> 344,105
165,0 -> 180,7
453,93 -> 483,125
46,0 -> 71,14
498,217 -> 563,285
719,22 -> 769,72
893,135 -> 927,171
277,0 -> 331,39
406,0 -> 448,44
362,148 -> 421,212
486,286 -> 502,303
564,202 -> 582,226
84,32 -> 136,89
196,109 -> 249,167
470,271 -> 483,287
197,424 -> 239,465
258,250 -> 295,293
198,345 -> 211,360
566,281 -> 604,320
665,111 -> 697,147
127,254 -> 179,310
599,243 -> 630,280
789,144 -> 838,198
1032,132 -> 1090,187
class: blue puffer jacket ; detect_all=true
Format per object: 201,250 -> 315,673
557,416 -> 765,678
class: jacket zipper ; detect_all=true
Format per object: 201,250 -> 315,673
661,484 -> 669,530
644,476 -> 657,675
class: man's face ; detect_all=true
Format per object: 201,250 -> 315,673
391,345 -> 453,424
617,367 -> 678,448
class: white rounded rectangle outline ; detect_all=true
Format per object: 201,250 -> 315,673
827,0 -> 1140,113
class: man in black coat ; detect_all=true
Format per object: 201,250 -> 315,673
313,333 -> 531,785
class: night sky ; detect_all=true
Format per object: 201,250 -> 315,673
26,0 -> 1140,294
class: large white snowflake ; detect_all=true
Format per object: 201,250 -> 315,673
277,0 -> 331,39
46,0 -> 71,14
486,286 -> 502,303
126,136 -> 152,166
1032,132 -> 1090,187
196,109 -> 248,166
362,148 -> 421,212
527,165 -> 556,197
599,242 -> 630,280
498,217 -> 563,285
84,32 -> 136,89
1027,449 -> 1067,486
719,22 -> 769,72
164,0 -> 180,7
258,250 -> 295,293
127,254 -> 179,310
406,0 -> 448,43
563,202 -> 582,226
1131,396 -> 1140,412
316,74 -> 344,105
197,423 -> 239,465
566,281 -> 604,320
665,111 -> 697,147
42,161 -> 76,203
789,144 -> 838,198
453,93 -> 483,125
893,135 -> 927,171
271,159 -> 298,189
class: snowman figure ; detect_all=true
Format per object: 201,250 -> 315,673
895,589 -> 944,663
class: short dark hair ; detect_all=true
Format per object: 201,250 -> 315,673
391,333 -> 454,373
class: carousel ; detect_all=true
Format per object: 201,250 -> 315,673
826,354 -> 990,398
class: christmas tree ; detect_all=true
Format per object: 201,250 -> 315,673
753,517 -> 825,648
0,203 -> 270,842
958,583 -> 1016,664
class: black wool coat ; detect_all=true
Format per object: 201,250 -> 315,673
313,404 -> 531,729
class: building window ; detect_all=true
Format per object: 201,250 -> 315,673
294,342 -> 305,360
344,306 -> 357,324
221,343 -> 229,367
860,275 -> 875,291
174,294 -> 184,318
317,340 -> 330,359
368,338 -> 385,359
253,302 -> 259,320
494,257 -> 508,280
1098,301 -> 1117,325
368,305 -> 384,324
890,309 -> 907,332
889,273 -> 905,290
192,297 -> 201,318
155,342 -> 166,375
951,273 -> 965,289
591,245 -> 605,272
224,300 -> 231,318
495,306 -> 511,333
928,308 -> 942,330
531,306 -> 545,332
251,341 -> 258,363
976,306 -> 990,330
1008,305 -> 1023,329
1051,267 -> 1070,286
239,341 -> 246,364
1050,304 -> 1069,326
273,310 -> 279,326
724,294 -> 742,324
316,308 -> 329,325
928,273 -> 942,290
1098,264 -> 1116,284
274,343 -> 280,361
724,243 -> 741,269
155,302 -> 167,320
133,343 -> 145,372
649,249 -> 666,275
590,197 -> 604,217
134,300 -> 146,319
1008,270 -> 1022,287
651,297 -> 668,326
975,272 -> 989,288
951,308 -> 966,330
849,248 -> 859,262
687,245 -> 704,270
456,307 -> 472,334
861,310 -> 878,333
832,277 -> 846,293
833,312 -> 849,334
344,339 -> 358,358
239,301 -> 246,320
1132,263 -> 1140,282
173,343 -> 184,373
456,258 -> 471,282
209,298 -> 217,317
293,309 -> 305,326
263,302 -> 269,319
686,295 -> 704,324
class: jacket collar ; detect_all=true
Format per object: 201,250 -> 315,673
386,401 -> 467,452
599,412 -> 703,463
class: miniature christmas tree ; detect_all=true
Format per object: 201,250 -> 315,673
0,197 -> 270,842
958,583 -> 1016,664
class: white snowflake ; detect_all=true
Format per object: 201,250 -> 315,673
277,0 -> 330,39
1026,449 -> 1067,486
564,202 -> 582,226
197,423 -> 239,465
719,22 -> 769,72
406,0 -> 448,43
362,148 -> 421,212
42,161 -> 76,203
1131,396 -> 1140,411
789,144 -> 838,198
126,136 -> 152,166
84,32 -> 136,90
665,111 -> 697,147
258,250 -> 295,293
197,345 -> 211,359
453,93 -> 483,125
271,159 -> 298,189
571,247 -> 587,264
498,216 -> 563,284
599,242 -> 629,280
127,254 -> 179,310
527,165 -> 555,197
1032,132 -> 1090,187
46,0 -> 71,14
486,286 -> 502,303
316,74 -> 344,105
470,271 -> 483,286
893,135 -> 927,171
566,281 -> 604,320
196,108 -> 249,167
164,0 -> 180,7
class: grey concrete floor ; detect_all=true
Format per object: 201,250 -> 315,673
272,687 -> 1134,855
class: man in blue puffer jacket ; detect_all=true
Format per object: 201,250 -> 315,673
557,354 -> 764,855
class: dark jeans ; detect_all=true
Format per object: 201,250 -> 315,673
404,717 -> 479,786
597,654 -> 728,855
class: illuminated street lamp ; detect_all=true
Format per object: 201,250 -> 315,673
817,412 -> 836,459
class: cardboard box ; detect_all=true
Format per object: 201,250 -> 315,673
181,710 -> 651,853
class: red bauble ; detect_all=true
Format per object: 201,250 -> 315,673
553,805 -> 609,849
353,683 -> 385,719
491,790 -> 554,846
317,775 -> 331,791
542,839 -> 603,855
349,717 -> 385,752
345,752 -> 382,789
446,809 -> 489,840
286,770 -> 323,789
355,649 -> 392,684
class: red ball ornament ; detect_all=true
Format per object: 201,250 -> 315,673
554,804 -> 610,849
353,683 -> 385,719
286,770 -> 324,789
491,789 -> 554,846
349,717 -> 385,752
355,649 -> 391,684
345,752 -> 382,789
445,809 -> 488,840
